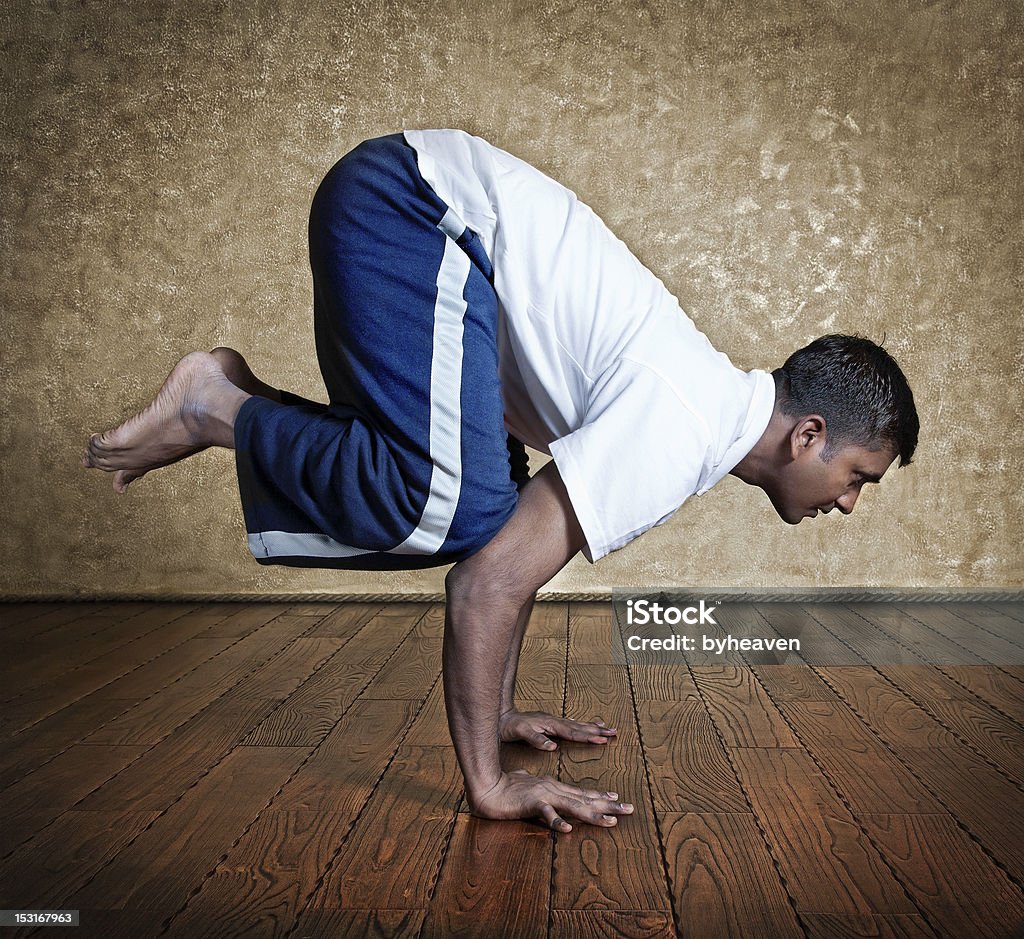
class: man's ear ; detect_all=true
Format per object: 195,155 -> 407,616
790,415 -> 826,459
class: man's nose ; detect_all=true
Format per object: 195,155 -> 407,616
836,491 -> 858,514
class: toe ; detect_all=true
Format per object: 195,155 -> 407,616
113,470 -> 138,493
89,431 -> 119,456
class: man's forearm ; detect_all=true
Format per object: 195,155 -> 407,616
443,578 -> 527,801
499,593 -> 536,718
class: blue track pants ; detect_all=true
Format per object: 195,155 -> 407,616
233,134 -> 527,570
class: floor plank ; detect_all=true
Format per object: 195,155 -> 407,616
692,666 -> 799,748
70,746 -> 309,913
310,746 -> 463,909
636,697 -> 748,813
937,665 -> 1024,724
815,668 -> 958,747
916,696 -> 1024,782
515,637 -> 567,700
529,602 -> 569,639
272,699 -> 420,815
82,614 -> 319,746
860,814 -> 1024,938
421,816 -> 551,938
553,745 -> 668,911
1,605 -> 204,722
568,602 -> 624,666
0,809 -> 160,910
777,700 -> 942,814
77,631 -> 337,813
729,748 -> 915,914
1,743 -> 149,848
751,663 -> 840,701
564,665 -> 636,738
894,745 -> 1024,883
661,812 -> 803,937
162,810 -> 360,938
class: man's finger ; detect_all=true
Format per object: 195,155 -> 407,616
551,719 -> 615,742
538,802 -> 572,832
543,783 -> 634,822
552,793 -> 625,827
529,733 -> 557,751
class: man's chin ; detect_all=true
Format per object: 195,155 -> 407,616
778,507 -> 811,525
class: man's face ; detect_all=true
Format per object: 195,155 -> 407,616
768,436 -> 897,525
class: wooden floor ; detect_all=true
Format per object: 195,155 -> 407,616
1,601 -> 1023,938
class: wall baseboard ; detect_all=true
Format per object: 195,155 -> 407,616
3,589 -> 1024,604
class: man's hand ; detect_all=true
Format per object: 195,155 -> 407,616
470,769 -> 634,833
498,709 -> 618,750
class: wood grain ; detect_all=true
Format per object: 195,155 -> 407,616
893,745 -> 1024,883
627,664 -> 701,701
860,813 -> 1024,939
550,910 -> 676,937
564,665 -> 636,739
729,748 -> 915,914
635,698 -> 748,813
937,665 -> 1024,723
1,743 -> 149,848
360,636 -> 442,700
529,602 -> 569,639
692,666 -> 799,748
752,664 -> 839,701
312,746 -> 464,909
568,602 -> 623,666
917,696 -> 1024,782
515,637 -> 568,701
421,815 -> 551,938
272,699 -> 420,815
553,745 -> 668,911
78,634 -> 336,812
0,809 -> 160,910
70,746 -> 309,913
661,812 -> 803,938
777,700 -> 942,813
815,667 -> 958,747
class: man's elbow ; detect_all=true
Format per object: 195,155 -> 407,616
444,552 -> 534,620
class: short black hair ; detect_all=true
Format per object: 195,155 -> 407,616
772,334 -> 919,467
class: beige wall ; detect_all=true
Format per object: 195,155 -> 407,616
2,0 -> 1020,598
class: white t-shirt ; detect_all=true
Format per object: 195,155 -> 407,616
403,128 -> 776,562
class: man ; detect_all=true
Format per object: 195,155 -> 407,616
84,130 -> 919,833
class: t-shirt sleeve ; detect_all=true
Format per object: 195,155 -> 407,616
548,359 -> 713,563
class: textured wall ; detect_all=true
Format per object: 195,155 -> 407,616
2,0 -> 1021,598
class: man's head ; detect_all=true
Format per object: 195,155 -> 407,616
755,334 -> 919,524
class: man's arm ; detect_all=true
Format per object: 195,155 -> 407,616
443,459 -> 634,832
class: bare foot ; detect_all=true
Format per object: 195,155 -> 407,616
83,351 -> 248,493
210,347 -> 283,402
